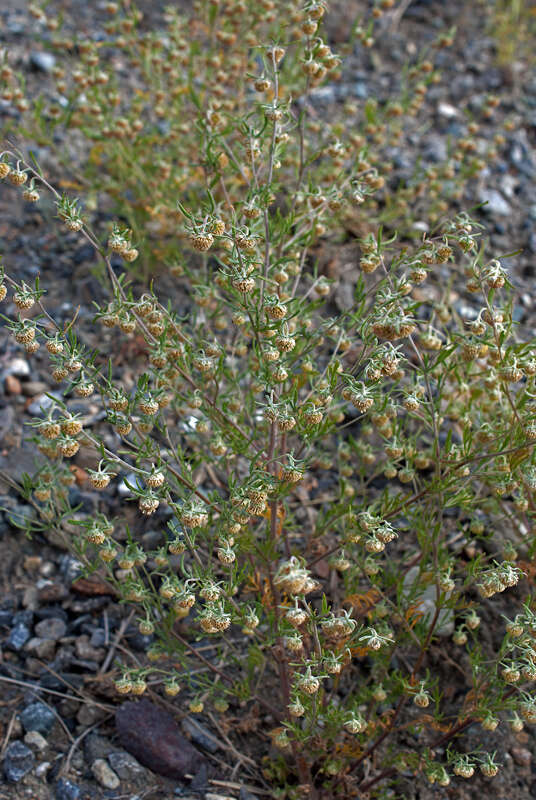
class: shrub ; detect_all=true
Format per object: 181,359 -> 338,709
3,0 -> 506,277
1,2 -> 535,799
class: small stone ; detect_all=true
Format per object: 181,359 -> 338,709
182,717 -> 220,753
21,380 -> 48,397
5,358 -> 30,378
117,472 -> 137,497
108,750 -> 146,780
13,609 -> 34,626
35,617 -> 67,641
27,392 -> 62,417
30,51 -> 56,72
24,730 -> 48,751
6,504 -> 36,529
478,188 -> 511,216
4,374 -> 22,395
19,702 -> 56,735
92,758 -> 120,789
3,741 -> 35,782
84,733 -> 113,763
511,747 -> 531,767
22,585 -> 38,610
35,761 -> 51,777
55,778 -> 81,800
90,628 -> 106,647
75,635 -> 105,662
437,101 -> 459,118
25,637 -> 56,660
76,704 -> 108,726
7,622 -> 31,651
38,582 -> 69,603
58,554 -> 83,584
115,699 -> 209,781
0,609 -> 13,626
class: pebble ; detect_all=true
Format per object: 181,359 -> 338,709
20,702 -> 56,735
76,704 -> 108,726
92,758 -> 120,789
84,733 -> 113,763
4,358 -> 30,378
35,617 -> 67,641
7,622 -> 31,651
30,51 -> 56,73
478,187 -> 511,216
55,778 -> 81,800
25,636 -> 57,659
13,608 -> 34,627
75,635 -> 105,661
27,391 -> 62,416
182,717 -> 220,753
115,699 -> 208,781
3,740 -> 35,782
108,750 -> 146,780
24,730 -> 48,751
21,380 -> 49,397
117,472 -> 138,497
5,503 -> 36,529
35,761 -> 51,777
4,374 -> 22,395
58,554 -> 83,584
511,747 -> 532,767
0,608 -> 13,626
437,101 -> 459,118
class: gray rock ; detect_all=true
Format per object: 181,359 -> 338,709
92,758 -> 120,789
108,750 -> 146,780
23,730 -> 48,751
75,635 -> 104,662
90,628 -> 106,647
21,381 -> 49,397
35,761 -> 51,777
84,733 -> 113,763
55,778 -> 81,800
35,617 -> 67,641
0,609 -> 13,626
353,81 -> 368,99
478,188 -> 511,216
76,704 -> 108,726
7,622 -> 31,651
30,51 -> 56,73
181,717 -> 220,754
424,135 -> 448,163
20,702 -> 56,735
5,504 -> 36,529
13,609 -> 33,626
3,741 -> 35,782
27,391 -> 62,417
58,554 -> 83,584
25,636 -> 57,659
117,472 -> 138,497
4,358 -> 30,378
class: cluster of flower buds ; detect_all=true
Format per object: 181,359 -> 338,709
107,224 -> 139,262
477,561 -> 523,598
274,556 -> 317,596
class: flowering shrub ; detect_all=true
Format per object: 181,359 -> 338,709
3,0 -> 507,276
1,2 -> 535,799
